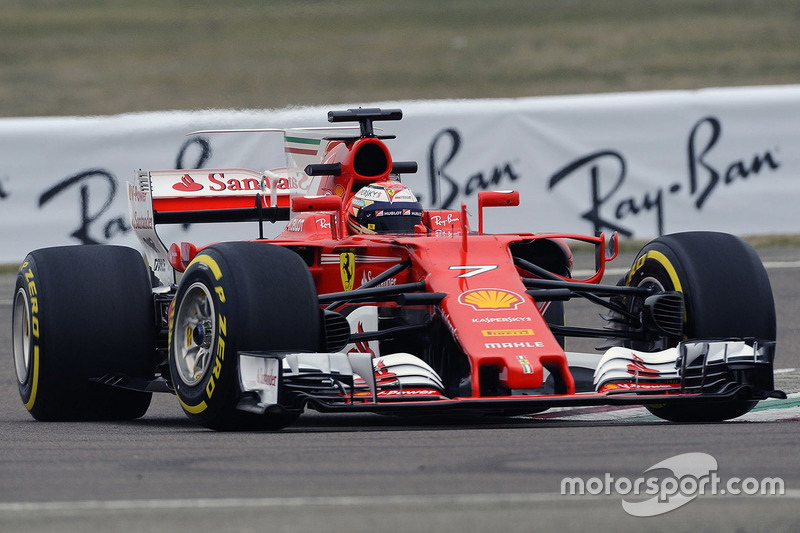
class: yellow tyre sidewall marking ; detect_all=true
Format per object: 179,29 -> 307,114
172,253 -> 225,415
20,263 -> 41,411
23,346 -> 39,410
631,248 -> 687,328
641,250 -> 682,293
177,393 -> 208,415
190,254 -> 223,281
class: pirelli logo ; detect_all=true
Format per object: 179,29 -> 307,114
482,329 -> 535,337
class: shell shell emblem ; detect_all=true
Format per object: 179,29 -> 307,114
458,289 -> 523,311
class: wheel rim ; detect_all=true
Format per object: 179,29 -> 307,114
12,288 -> 31,384
173,282 -> 216,387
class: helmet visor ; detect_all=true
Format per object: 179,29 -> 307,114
361,206 -> 423,234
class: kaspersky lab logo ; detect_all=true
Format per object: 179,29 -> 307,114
561,453 -> 784,517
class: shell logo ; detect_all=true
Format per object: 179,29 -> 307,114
458,289 -> 523,311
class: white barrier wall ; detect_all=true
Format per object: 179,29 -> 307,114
1,85 -> 798,263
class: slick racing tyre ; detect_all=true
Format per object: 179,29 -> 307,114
624,232 -> 776,422
12,245 -> 154,421
168,242 -> 321,431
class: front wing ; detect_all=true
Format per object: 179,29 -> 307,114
235,339 -> 784,416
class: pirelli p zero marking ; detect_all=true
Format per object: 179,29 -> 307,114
168,242 -> 321,431
191,254 -> 224,282
13,246 -> 154,422
171,255 -> 228,415
13,266 -> 41,411
628,250 -> 682,293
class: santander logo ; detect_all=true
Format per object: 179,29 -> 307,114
173,174 -> 203,192
165,171 -> 302,195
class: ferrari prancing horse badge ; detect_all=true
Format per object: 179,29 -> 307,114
340,252 -> 355,291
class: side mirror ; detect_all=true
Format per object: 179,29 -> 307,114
477,190 -> 519,234
291,195 -> 343,213
290,195 -> 344,239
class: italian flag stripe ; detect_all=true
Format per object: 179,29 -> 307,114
285,136 -> 321,145
285,147 -> 319,155
285,135 -> 322,156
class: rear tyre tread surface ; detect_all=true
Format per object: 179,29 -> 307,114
12,245 -> 155,421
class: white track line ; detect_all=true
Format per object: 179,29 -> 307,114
763,260 -> 800,270
1,490 -> 799,513
574,258 -> 800,279
527,393 -> 800,423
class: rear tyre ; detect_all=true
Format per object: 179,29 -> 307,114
12,245 -> 154,421
624,232 -> 776,422
168,242 -> 321,431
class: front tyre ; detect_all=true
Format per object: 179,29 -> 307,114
624,232 -> 776,422
168,242 -> 321,431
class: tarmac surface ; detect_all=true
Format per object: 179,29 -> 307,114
1,245 -> 798,532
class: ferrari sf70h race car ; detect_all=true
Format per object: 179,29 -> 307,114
11,108 -> 784,430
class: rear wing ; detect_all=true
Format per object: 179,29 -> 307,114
145,168 -> 293,223
128,168 -> 295,286
126,127 -> 355,285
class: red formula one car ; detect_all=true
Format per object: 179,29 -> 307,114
11,108 -> 784,430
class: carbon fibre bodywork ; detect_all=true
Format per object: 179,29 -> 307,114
117,108 -> 784,427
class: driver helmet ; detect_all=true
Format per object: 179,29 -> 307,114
346,180 -> 423,234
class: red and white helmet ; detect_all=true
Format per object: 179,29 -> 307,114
346,181 -> 423,234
